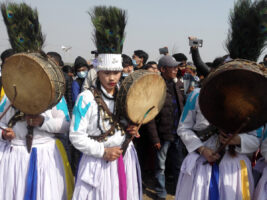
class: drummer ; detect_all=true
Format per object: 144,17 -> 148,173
121,54 -> 134,80
175,59 -> 260,200
0,3 -> 74,199
69,6 -> 142,200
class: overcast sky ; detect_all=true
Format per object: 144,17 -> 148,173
0,0 -> 266,64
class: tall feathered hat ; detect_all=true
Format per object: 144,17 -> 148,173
89,6 -> 127,71
226,0 -> 267,61
1,2 -> 45,53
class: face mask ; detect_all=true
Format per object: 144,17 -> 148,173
77,71 -> 88,79
122,72 -> 129,77
132,59 -> 138,67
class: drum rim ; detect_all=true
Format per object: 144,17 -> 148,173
124,71 -> 166,124
2,53 -> 57,114
199,59 -> 267,132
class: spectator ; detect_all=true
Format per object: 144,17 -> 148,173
147,55 -> 186,199
183,62 -> 200,95
47,52 -> 73,112
72,56 -> 89,103
145,61 -> 160,73
62,65 -> 74,79
122,54 -> 134,79
172,53 -> 187,67
132,50 -> 148,70
82,51 -> 98,91
62,65 -> 74,115
173,53 -> 187,79
47,52 -> 63,67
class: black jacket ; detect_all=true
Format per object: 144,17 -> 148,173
147,79 -> 185,144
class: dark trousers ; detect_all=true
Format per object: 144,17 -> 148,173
155,138 -> 187,198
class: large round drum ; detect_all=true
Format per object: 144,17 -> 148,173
2,53 -> 65,115
116,70 -> 166,124
199,59 -> 267,133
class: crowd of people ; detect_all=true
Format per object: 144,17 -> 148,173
0,1 -> 266,199
0,45 -> 267,200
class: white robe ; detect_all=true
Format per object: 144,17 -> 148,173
69,86 -> 142,200
0,95 -> 70,200
253,125 -> 267,200
175,88 -> 260,200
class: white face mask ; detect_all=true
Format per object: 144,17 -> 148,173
132,59 -> 138,67
77,71 -> 88,79
122,72 -> 129,77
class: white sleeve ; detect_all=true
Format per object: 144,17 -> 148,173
177,90 -> 203,153
0,95 -> 11,141
236,129 -> 260,154
69,92 -> 105,158
39,97 -> 70,134
260,126 -> 267,160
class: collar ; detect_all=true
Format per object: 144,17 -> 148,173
100,85 -> 115,100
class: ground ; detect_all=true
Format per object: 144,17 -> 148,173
142,171 -> 176,200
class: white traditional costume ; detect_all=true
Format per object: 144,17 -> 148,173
0,96 -> 8,162
0,138 -> 7,162
253,125 -> 267,200
175,88 -> 260,200
0,96 -> 73,200
70,6 -> 142,200
70,85 -> 142,200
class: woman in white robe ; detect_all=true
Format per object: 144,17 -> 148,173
69,55 -> 142,200
175,88 -> 260,200
0,95 -> 73,200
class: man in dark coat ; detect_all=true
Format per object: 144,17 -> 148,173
147,55 -> 187,200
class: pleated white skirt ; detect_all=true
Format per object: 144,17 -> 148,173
0,140 -> 8,162
254,161 -> 267,200
73,142 -> 142,200
0,138 -> 67,200
175,152 -> 254,200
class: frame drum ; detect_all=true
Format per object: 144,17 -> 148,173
2,53 -> 65,115
199,59 -> 267,132
116,70 -> 166,124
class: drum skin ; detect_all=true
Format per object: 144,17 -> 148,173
116,70 -> 166,124
2,53 -> 65,115
199,59 -> 267,133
